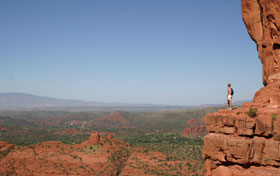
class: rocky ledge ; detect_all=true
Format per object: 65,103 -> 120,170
203,83 -> 280,175
203,104 -> 280,175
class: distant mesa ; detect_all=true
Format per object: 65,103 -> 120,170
185,117 -> 205,126
182,118 -> 206,137
182,126 -> 206,137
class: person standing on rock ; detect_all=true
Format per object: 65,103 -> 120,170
227,83 -> 233,110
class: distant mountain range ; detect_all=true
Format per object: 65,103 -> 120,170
0,93 -> 251,111
0,93 -> 187,111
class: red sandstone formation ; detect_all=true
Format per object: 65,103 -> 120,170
98,131 -> 117,136
0,125 -> 10,132
0,141 -> 14,158
203,1 -> 280,175
182,126 -> 206,137
186,118 -> 205,126
120,148 -> 203,176
0,131 -> 202,175
88,131 -> 100,145
203,107 -> 280,175
91,112 -> 130,128
0,131 -> 130,176
242,0 -> 280,86
182,118 -> 206,137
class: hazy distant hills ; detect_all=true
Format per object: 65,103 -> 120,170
0,93 -> 105,110
0,93 -> 251,111
0,93 -> 187,111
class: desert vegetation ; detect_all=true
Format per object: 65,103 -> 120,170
0,106 -> 222,175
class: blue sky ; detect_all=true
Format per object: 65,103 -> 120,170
0,0 -> 262,106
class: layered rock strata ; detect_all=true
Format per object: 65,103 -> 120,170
203,0 -> 280,175
203,107 -> 280,175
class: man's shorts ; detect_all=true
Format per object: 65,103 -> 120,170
228,95 -> 232,100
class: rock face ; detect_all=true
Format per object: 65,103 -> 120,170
203,0 -> 280,175
242,0 -> 280,86
203,107 -> 280,175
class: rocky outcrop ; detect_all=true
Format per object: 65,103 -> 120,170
242,0 -> 280,86
252,82 -> 280,108
203,107 -> 280,175
182,117 -> 206,137
0,131 -> 204,175
0,141 -> 14,158
186,118 -> 205,126
182,126 -> 206,137
88,131 -> 100,145
203,0 -> 280,175
0,131 -> 130,176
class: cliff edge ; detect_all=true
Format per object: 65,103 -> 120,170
203,0 -> 280,175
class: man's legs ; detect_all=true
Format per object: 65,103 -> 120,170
227,96 -> 232,109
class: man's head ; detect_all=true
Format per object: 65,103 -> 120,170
228,83 -> 231,87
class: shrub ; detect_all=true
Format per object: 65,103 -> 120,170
248,108 -> 257,117
272,114 -> 278,121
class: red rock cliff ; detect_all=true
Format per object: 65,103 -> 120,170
203,0 -> 280,175
242,0 -> 280,86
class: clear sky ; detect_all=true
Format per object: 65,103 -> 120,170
0,0 -> 262,106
